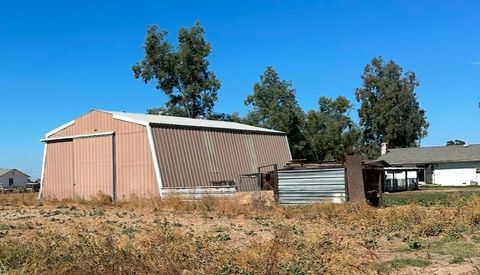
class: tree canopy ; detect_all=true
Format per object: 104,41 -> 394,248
245,66 -> 307,159
355,57 -> 429,159
132,22 -> 432,164
305,96 -> 360,162
133,22 -> 221,118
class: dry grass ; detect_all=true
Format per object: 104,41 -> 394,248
2,192 -> 480,274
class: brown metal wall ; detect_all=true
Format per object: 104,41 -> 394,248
151,126 -> 291,188
73,135 -> 113,200
43,141 -> 74,200
44,111 -> 158,199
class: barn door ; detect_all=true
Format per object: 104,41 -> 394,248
43,140 -> 74,200
73,134 -> 115,200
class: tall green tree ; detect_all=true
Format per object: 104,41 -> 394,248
245,66 -> 306,159
133,22 -> 221,118
305,96 -> 360,162
355,57 -> 429,159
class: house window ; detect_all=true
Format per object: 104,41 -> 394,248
8,178 -> 13,186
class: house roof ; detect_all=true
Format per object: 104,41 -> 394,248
377,144 -> 480,165
102,110 -> 285,134
0,169 -> 30,178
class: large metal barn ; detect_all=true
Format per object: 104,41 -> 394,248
40,110 -> 291,200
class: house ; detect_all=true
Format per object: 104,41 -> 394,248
40,110 -> 291,200
377,143 -> 480,186
0,169 -> 30,188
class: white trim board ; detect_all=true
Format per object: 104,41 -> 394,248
45,120 -> 75,138
38,142 -> 47,200
146,125 -> 164,197
112,114 -> 148,126
41,131 -> 115,142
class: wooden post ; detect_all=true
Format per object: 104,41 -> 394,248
378,171 -> 384,206
345,153 -> 366,203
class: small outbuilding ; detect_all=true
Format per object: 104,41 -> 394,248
275,155 -> 387,206
0,169 -> 30,188
378,144 -> 480,186
40,110 -> 291,200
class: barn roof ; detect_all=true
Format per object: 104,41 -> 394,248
102,110 -> 285,134
377,144 -> 480,165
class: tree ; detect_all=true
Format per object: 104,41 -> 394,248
245,66 -> 307,159
355,57 -> 429,159
305,96 -> 360,162
446,140 -> 466,146
133,22 -> 221,118
206,112 -> 243,122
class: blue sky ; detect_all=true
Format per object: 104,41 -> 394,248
1,1 -> 480,178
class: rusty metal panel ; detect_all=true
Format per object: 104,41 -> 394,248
151,126 -> 291,188
44,111 -> 158,199
73,135 -> 113,200
277,168 -> 346,204
43,141 -> 74,200
345,154 -> 365,203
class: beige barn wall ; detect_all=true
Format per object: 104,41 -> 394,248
72,135 -> 114,200
43,141 -> 74,200
44,111 -> 158,199
151,126 -> 291,188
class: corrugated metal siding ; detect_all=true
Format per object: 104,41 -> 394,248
152,126 -> 290,188
163,186 -> 236,199
278,168 -> 346,204
45,111 -> 158,199
73,136 -> 113,200
43,141 -> 74,200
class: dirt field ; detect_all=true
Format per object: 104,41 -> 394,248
2,191 -> 480,274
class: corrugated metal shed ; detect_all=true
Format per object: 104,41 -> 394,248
277,168 -> 347,204
40,110 -> 291,201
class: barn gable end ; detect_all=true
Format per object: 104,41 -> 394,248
41,110 -> 158,200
